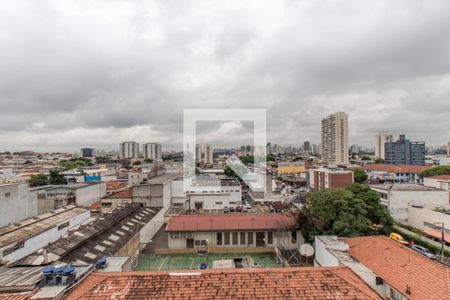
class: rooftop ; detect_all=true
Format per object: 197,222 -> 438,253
361,164 -> 431,173
46,182 -> 102,191
165,213 -> 297,232
343,236 -> 450,300
427,175 -> 450,181
14,204 -> 160,266
106,181 -> 128,190
65,267 -> 382,300
102,188 -> 132,200
146,173 -> 179,185
369,183 -> 443,192
0,206 -> 89,248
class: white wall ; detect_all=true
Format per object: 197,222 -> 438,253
75,182 -> 106,206
139,208 -> 166,245
423,177 -> 450,191
314,236 -> 340,267
0,183 -> 37,227
408,205 -> 450,231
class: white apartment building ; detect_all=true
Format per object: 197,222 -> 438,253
144,143 -> 162,161
0,183 -> 37,228
321,112 -> 349,165
119,141 -> 139,159
204,144 -> 213,164
195,144 -> 202,164
374,131 -> 393,160
370,184 -> 448,222
184,178 -> 242,210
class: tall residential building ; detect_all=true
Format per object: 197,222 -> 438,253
143,143 -> 162,161
80,148 -> 95,158
384,134 -> 425,165
119,141 -> 139,159
195,144 -> 202,163
374,131 -> 393,159
204,144 -> 213,164
321,112 -> 349,165
303,141 -> 311,152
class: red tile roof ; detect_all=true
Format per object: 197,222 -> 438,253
0,290 -> 37,300
427,175 -> 450,181
361,164 -> 431,173
103,188 -> 132,199
343,236 -> 450,300
106,181 -> 128,190
165,214 -> 298,232
65,267 -> 382,300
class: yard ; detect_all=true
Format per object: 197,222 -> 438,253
135,252 -> 279,271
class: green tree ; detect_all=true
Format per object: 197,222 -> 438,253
266,154 -> 276,161
421,166 -> 450,178
353,169 -> 368,183
239,155 -> 254,165
133,161 -> 142,165
224,165 -> 248,180
361,156 -> 371,161
48,169 -> 65,185
374,158 -> 384,164
299,183 -> 393,241
144,159 -> 153,163
28,174 -> 49,187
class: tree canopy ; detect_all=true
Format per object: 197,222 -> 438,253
59,158 -> 93,171
28,174 -> 49,187
421,166 -> 450,177
298,183 -> 393,241
352,169 -> 368,183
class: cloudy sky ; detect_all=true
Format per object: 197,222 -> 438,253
1,0 -> 449,152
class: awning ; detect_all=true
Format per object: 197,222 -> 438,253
423,228 -> 450,243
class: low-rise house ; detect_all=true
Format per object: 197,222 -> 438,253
106,181 -> 128,195
64,267 -> 382,300
0,183 -> 37,227
308,168 -> 354,191
315,235 -> 450,300
370,184 -> 448,222
361,164 -> 431,183
165,214 -> 302,250
0,205 -> 90,265
133,173 -> 179,208
184,178 -> 242,210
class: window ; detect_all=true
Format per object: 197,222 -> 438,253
291,231 -> 297,243
229,202 -> 236,205
3,241 -> 25,256
58,221 -> 70,231
101,202 -> 112,207
248,232 -> 253,245
4,192 -> 11,198
217,232 -> 222,245
224,232 -> 230,245
390,288 -> 405,300
240,232 -> 246,245
215,202 -> 223,205
267,231 -> 273,244
232,232 -> 238,245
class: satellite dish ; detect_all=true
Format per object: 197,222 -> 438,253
300,244 -> 315,257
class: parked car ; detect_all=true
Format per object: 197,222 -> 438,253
230,206 -> 236,212
268,205 -> 275,213
236,206 -> 242,212
223,207 -> 230,213
242,206 -> 248,213
411,244 -> 436,259
389,233 -> 409,246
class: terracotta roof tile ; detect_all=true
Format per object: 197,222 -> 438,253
0,290 -> 38,300
165,214 -> 298,232
362,164 -> 431,173
106,181 -> 128,190
65,267 -> 382,300
103,188 -> 132,199
343,236 -> 450,300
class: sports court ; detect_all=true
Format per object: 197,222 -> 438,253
135,253 -> 279,271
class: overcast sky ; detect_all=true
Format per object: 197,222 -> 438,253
1,0 -> 449,152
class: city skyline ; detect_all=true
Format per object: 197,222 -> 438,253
1,1 -> 449,152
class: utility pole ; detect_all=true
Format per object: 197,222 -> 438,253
434,222 -> 445,256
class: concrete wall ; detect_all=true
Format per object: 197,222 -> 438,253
314,237 -> 340,267
423,177 -> 450,191
170,180 -> 185,205
187,193 -> 241,210
0,183 -> 37,227
75,182 -> 106,206
139,208 -> 166,246
408,205 -> 450,231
